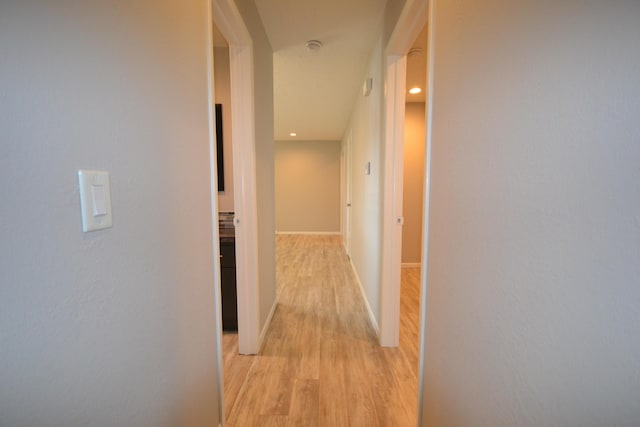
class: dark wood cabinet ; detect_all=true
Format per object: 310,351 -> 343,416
220,238 -> 237,331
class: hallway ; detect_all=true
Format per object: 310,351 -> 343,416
223,235 -> 419,426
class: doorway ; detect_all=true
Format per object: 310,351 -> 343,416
379,0 -> 429,348
211,0 -> 261,356
379,2 -> 432,425
210,0 -> 435,424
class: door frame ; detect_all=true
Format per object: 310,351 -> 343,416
210,0 -> 261,357
342,130 -> 353,256
205,2 -> 225,423
379,52 -> 407,347
379,0 -> 429,347
380,0 -> 435,424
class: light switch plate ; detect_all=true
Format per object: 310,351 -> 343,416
78,170 -> 112,232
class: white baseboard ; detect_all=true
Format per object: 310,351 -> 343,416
258,299 -> 278,352
401,262 -> 421,268
276,231 -> 342,236
348,257 -> 380,338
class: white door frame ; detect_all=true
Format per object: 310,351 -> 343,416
342,130 -> 353,256
379,0 -> 430,348
417,2 -> 436,424
211,0 -> 261,357
204,1 -> 226,423
379,52 -> 407,347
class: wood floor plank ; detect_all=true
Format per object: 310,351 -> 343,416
400,267 -> 421,374
223,235 -> 420,426
225,355 -> 273,425
343,339 -> 381,427
286,379 -> 319,427
297,313 -> 321,380
222,333 -> 255,418
257,415 -> 288,427
318,337 -> 349,426
258,339 -> 299,416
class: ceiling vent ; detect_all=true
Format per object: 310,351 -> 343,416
305,40 -> 323,52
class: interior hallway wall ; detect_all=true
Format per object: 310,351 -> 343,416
340,0 -> 411,332
342,35 -> 385,329
0,1 -> 220,425
275,140 -> 341,233
422,1 -> 640,425
402,102 -> 426,265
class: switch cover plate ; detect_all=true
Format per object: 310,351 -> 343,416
78,169 -> 112,232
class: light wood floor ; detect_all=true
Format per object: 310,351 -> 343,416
223,235 -> 421,426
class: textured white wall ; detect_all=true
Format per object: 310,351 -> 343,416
422,1 -> 640,425
214,47 -> 235,213
234,0 -> 277,331
275,140 -> 342,233
402,103 -> 426,264
0,1 -> 220,426
343,36 -> 385,324
384,0 -> 407,47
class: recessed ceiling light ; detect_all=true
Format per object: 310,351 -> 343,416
409,87 -> 422,94
289,132 -> 297,137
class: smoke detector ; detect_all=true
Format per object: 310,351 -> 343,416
305,40 -> 323,52
408,47 -> 423,57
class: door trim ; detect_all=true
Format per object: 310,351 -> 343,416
380,0 -> 429,348
379,54 -> 406,347
342,130 -> 353,256
212,0 -> 261,357
381,1 -> 434,425
417,2 -> 436,424
205,1 -> 225,424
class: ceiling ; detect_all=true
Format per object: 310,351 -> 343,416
255,0 -> 387,141
217,1 -> 428,141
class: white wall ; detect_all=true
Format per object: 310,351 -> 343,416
384,0 -> 407,46
0,1 -> 220,426
275,140 -> 341,233
422,1 -> 640,425
402,102 -> 426,264
214,46 -> 235,213
342,36 -> 385,326
339,0 -> 412,333
234,0 -> 277,330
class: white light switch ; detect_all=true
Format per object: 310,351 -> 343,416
78,170 -> 112,232
91,185 -> 107,216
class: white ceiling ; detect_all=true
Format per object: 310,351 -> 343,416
255,0 -> 387,141
219,1 -> 428,141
